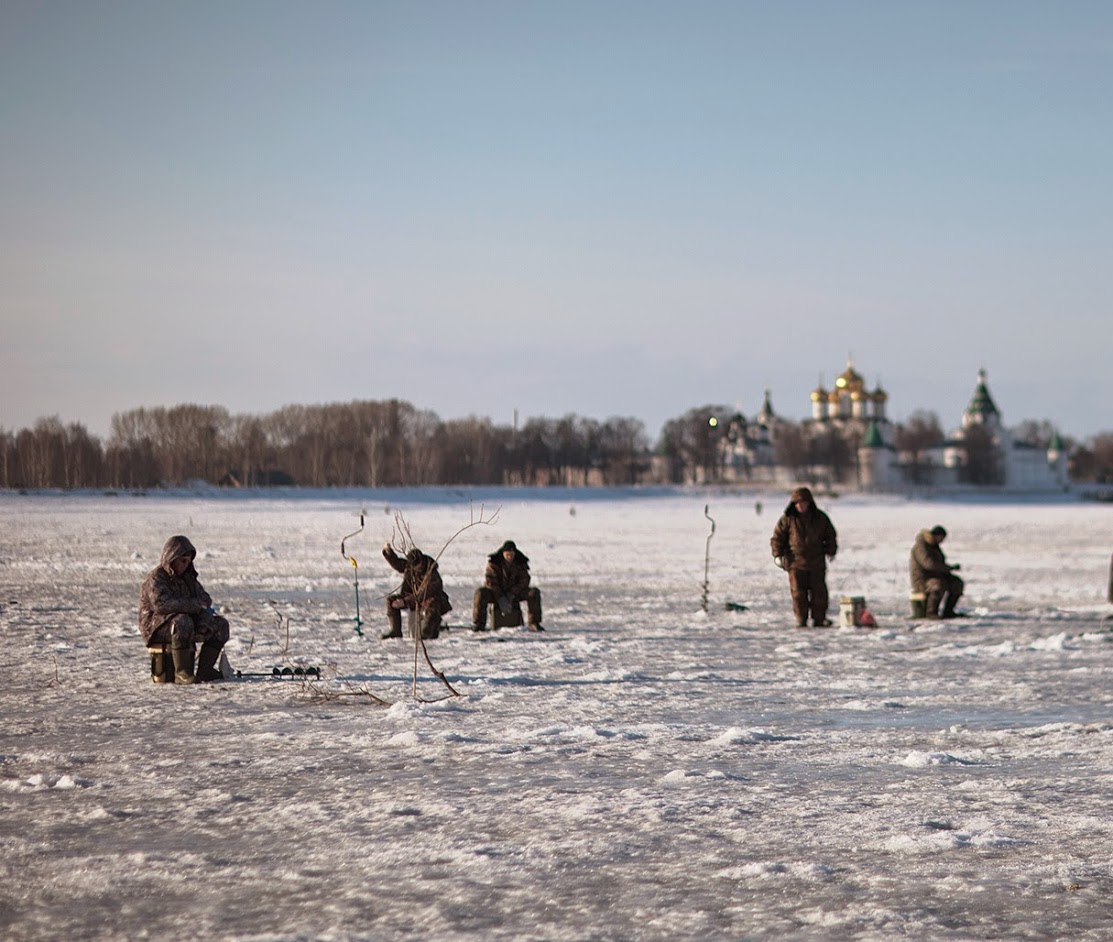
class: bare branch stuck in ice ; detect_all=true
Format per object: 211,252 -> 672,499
382,503 -> 501,701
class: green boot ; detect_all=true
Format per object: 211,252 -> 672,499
420,612 -> 442,640
196,641 -> 224,682
171,643 -> 197,685
151,649 -> 173,684
924,591 -> 943,620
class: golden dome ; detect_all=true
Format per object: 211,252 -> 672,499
834,361 -> 865,393
810,384 -> 828,402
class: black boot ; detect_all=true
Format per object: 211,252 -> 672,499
471,589 -> 488,631
171,643 -> 197,685
196,641 -> 224,682
941,595 -> 965,619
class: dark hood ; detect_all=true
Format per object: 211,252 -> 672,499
159,535 -> 197,575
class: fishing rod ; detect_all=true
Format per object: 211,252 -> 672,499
341,513 -> 366,637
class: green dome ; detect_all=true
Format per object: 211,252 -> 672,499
966,368 -> 999,418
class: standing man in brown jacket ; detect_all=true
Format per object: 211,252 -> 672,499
770,486 -> 838,627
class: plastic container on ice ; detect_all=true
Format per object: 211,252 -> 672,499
838,595 -> 867,627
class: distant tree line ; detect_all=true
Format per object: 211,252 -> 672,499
0,401 -> 656,489
2,401 -> 1110,490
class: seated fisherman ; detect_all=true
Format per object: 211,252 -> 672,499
910,525 -> 965,619
381,543 -> 453,640
471,540 -> 543,632
139,535 -> 230,684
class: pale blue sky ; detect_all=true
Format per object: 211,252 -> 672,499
2,1 -> 1111,442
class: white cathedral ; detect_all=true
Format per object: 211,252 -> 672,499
858,366 -> 1068,492
721,361 -> 1069,492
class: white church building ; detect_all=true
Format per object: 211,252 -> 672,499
858,367 -> 1069,493
719,360 -> 1069,492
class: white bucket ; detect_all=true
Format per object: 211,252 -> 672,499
839,595 -> 866,627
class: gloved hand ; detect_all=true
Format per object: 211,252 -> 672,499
498,595 -> 513,615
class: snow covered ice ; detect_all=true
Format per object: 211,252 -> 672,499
2,487 -> 1113,941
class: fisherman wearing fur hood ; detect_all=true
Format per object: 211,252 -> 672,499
770,487 -> 838,628
472,540 -> 543,632
138,535 -> 230,684
910,525 -> 964,619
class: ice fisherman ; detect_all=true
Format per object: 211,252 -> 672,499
910,525 -> 965,619
770,486 -> 838,628
381,543 -> 453,640
138,535 -> 230,684
471,539 -> 544,632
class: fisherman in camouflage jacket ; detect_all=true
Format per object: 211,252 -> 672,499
382,543 -> 453,640
471,540 -> 543,632
139,535 -> 230,684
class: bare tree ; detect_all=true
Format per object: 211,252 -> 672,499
375,505 -> 501,702
1013,419 -> 1058,448
1073,432 -> 1113,482
773,421 -> 810,478
961,424 -> 1004,485
658,406 -> 731,484
894,410 -> 944,485
598,416 -> 649,484
807,427 -> 854,484
62,422 -> 104,488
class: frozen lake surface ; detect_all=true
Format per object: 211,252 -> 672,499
2,487 -> 1113,941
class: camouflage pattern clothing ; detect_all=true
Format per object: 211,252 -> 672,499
910,528 -> 964,616
471,540 -> 542,630
382,545 -> 453,637
138,535 -> 230,646
770,487 -> 838,627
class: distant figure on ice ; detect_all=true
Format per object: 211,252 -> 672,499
382,543 -> 452,640
472,540 -> 543,632
139,535 -> 230,684
910,525 -> 965,619
770,486 -> 838,627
